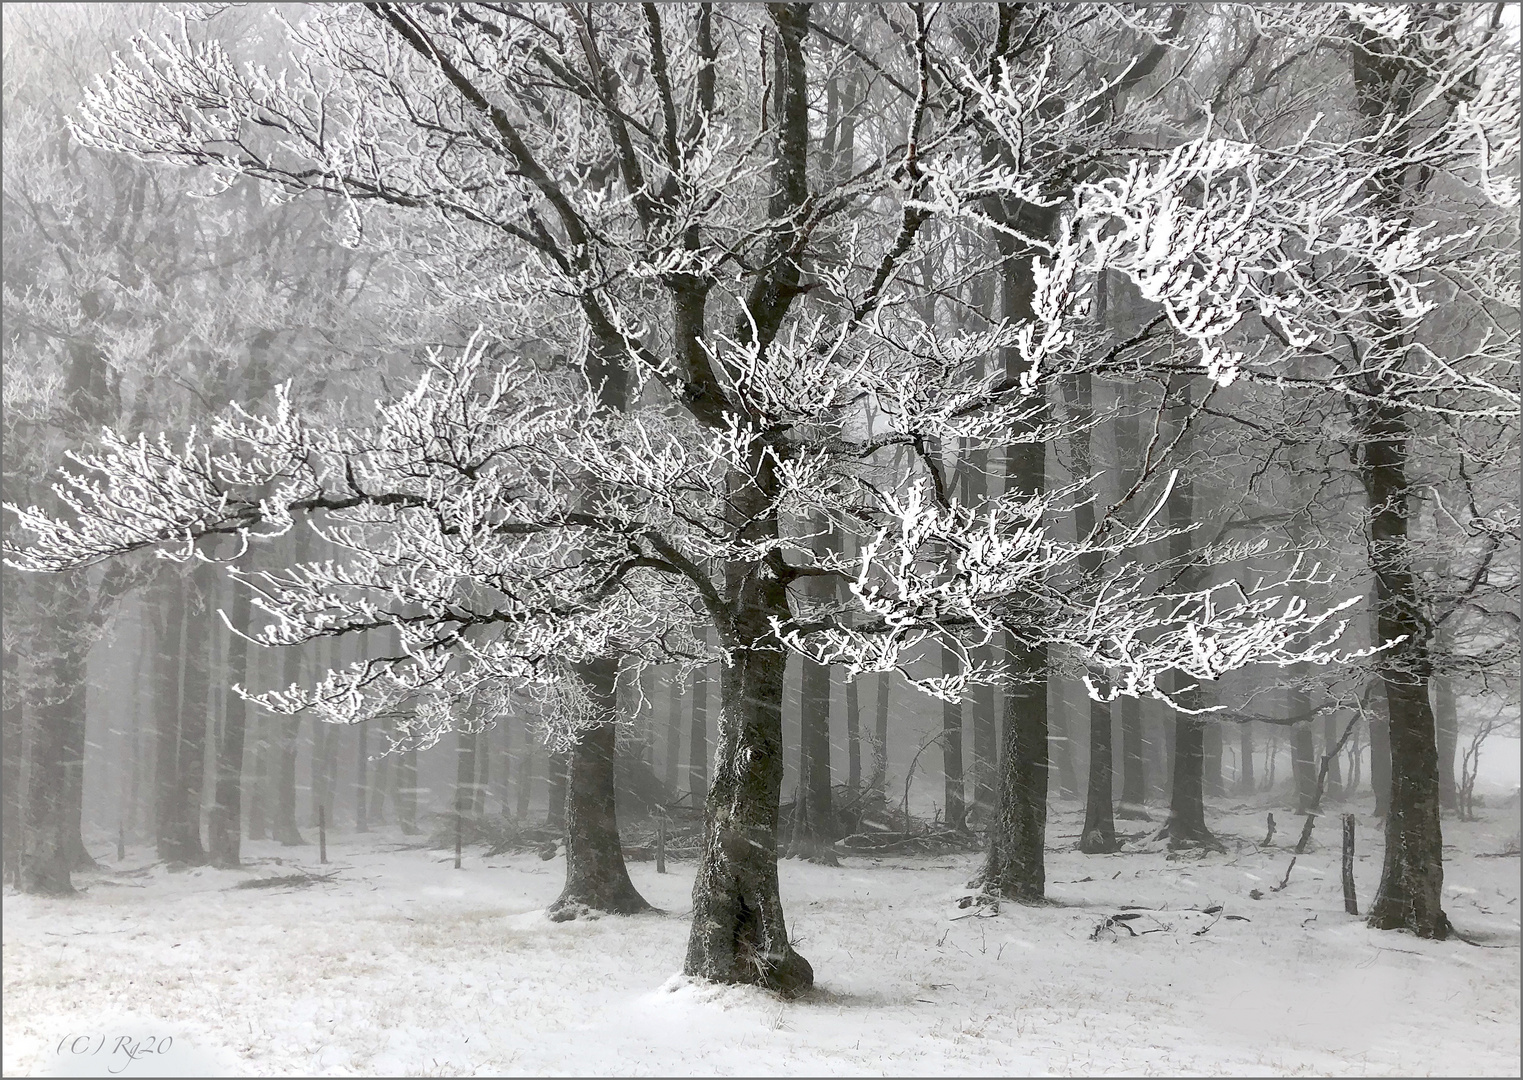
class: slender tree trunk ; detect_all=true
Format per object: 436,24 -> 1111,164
395,744 -> 419,836
664,669 -> 684,795
844,676 -> 861,794
941,642 -> 967,832
550,657 -> 652,920
515,724 -> 533,819
1291,715 -> 1317,814
1155,374 -> 1217,849
1238,721 -> 1256,795
873,672 -> 890,796
1323,714 -> 1343,800
175,573 -> 211,865
1203,722 -> 1224,799
1118,697 -> 1148,819
207,570 -> 251,867
154,577 -> 188,861
455,727 -> 477,824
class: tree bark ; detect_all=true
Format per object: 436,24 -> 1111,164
1291,715 -> 1318,814
1154,374 -> 1217,850
873,672 -> 891,796
153,576 -> 189,862
550,657 -> 653,920
545,749 -> 568,834
1238,721 -> 1256,795
683,584 -> 812,996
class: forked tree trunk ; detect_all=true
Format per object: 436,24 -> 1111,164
684,586 -> 812,996
550,657 -> 652,921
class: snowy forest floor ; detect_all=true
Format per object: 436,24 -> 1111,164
5,796 -> 1519,1077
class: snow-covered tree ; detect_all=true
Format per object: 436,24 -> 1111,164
12,2 -> 1505,986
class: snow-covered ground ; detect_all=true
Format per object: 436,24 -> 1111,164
5,796 -> 1519,1077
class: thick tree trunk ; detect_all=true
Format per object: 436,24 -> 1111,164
683,590 -> 812,995
207,573 -> 251,867
791,651 -> 838,862
1157,686 -> 1220,849
1362,405 -> 1448,937
978,642 -> 1048,901
550,657 -> 652,920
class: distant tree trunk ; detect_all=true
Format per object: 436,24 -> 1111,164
246,709 -> 268,841
1203,722 -> 1224,799
175,571 -> 212,865
1238,721 -> 1256,795
154,577 -> 189,862
1323,714 -> 1344,801
1064,368 -> 1117,852
309,711 -> 329,829
21,574 -> 92,894
3,591 -> 26,885
1118,697 -> 1148,819
371,719 -> 392,825
515,726 -> 533,819
272,646 -> 305,846
941,642 -> 967,832
664,669 -> 684,794
355,722 -> 369,832
690,662 -> 710,799
844,676 -> 861,794
455,726 -> 478,824
207,567 -> 251,868
395,743 -> 419,835
550,657 -> 652,920
873,672 -> 891,796
1291,718 -> 1317,813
